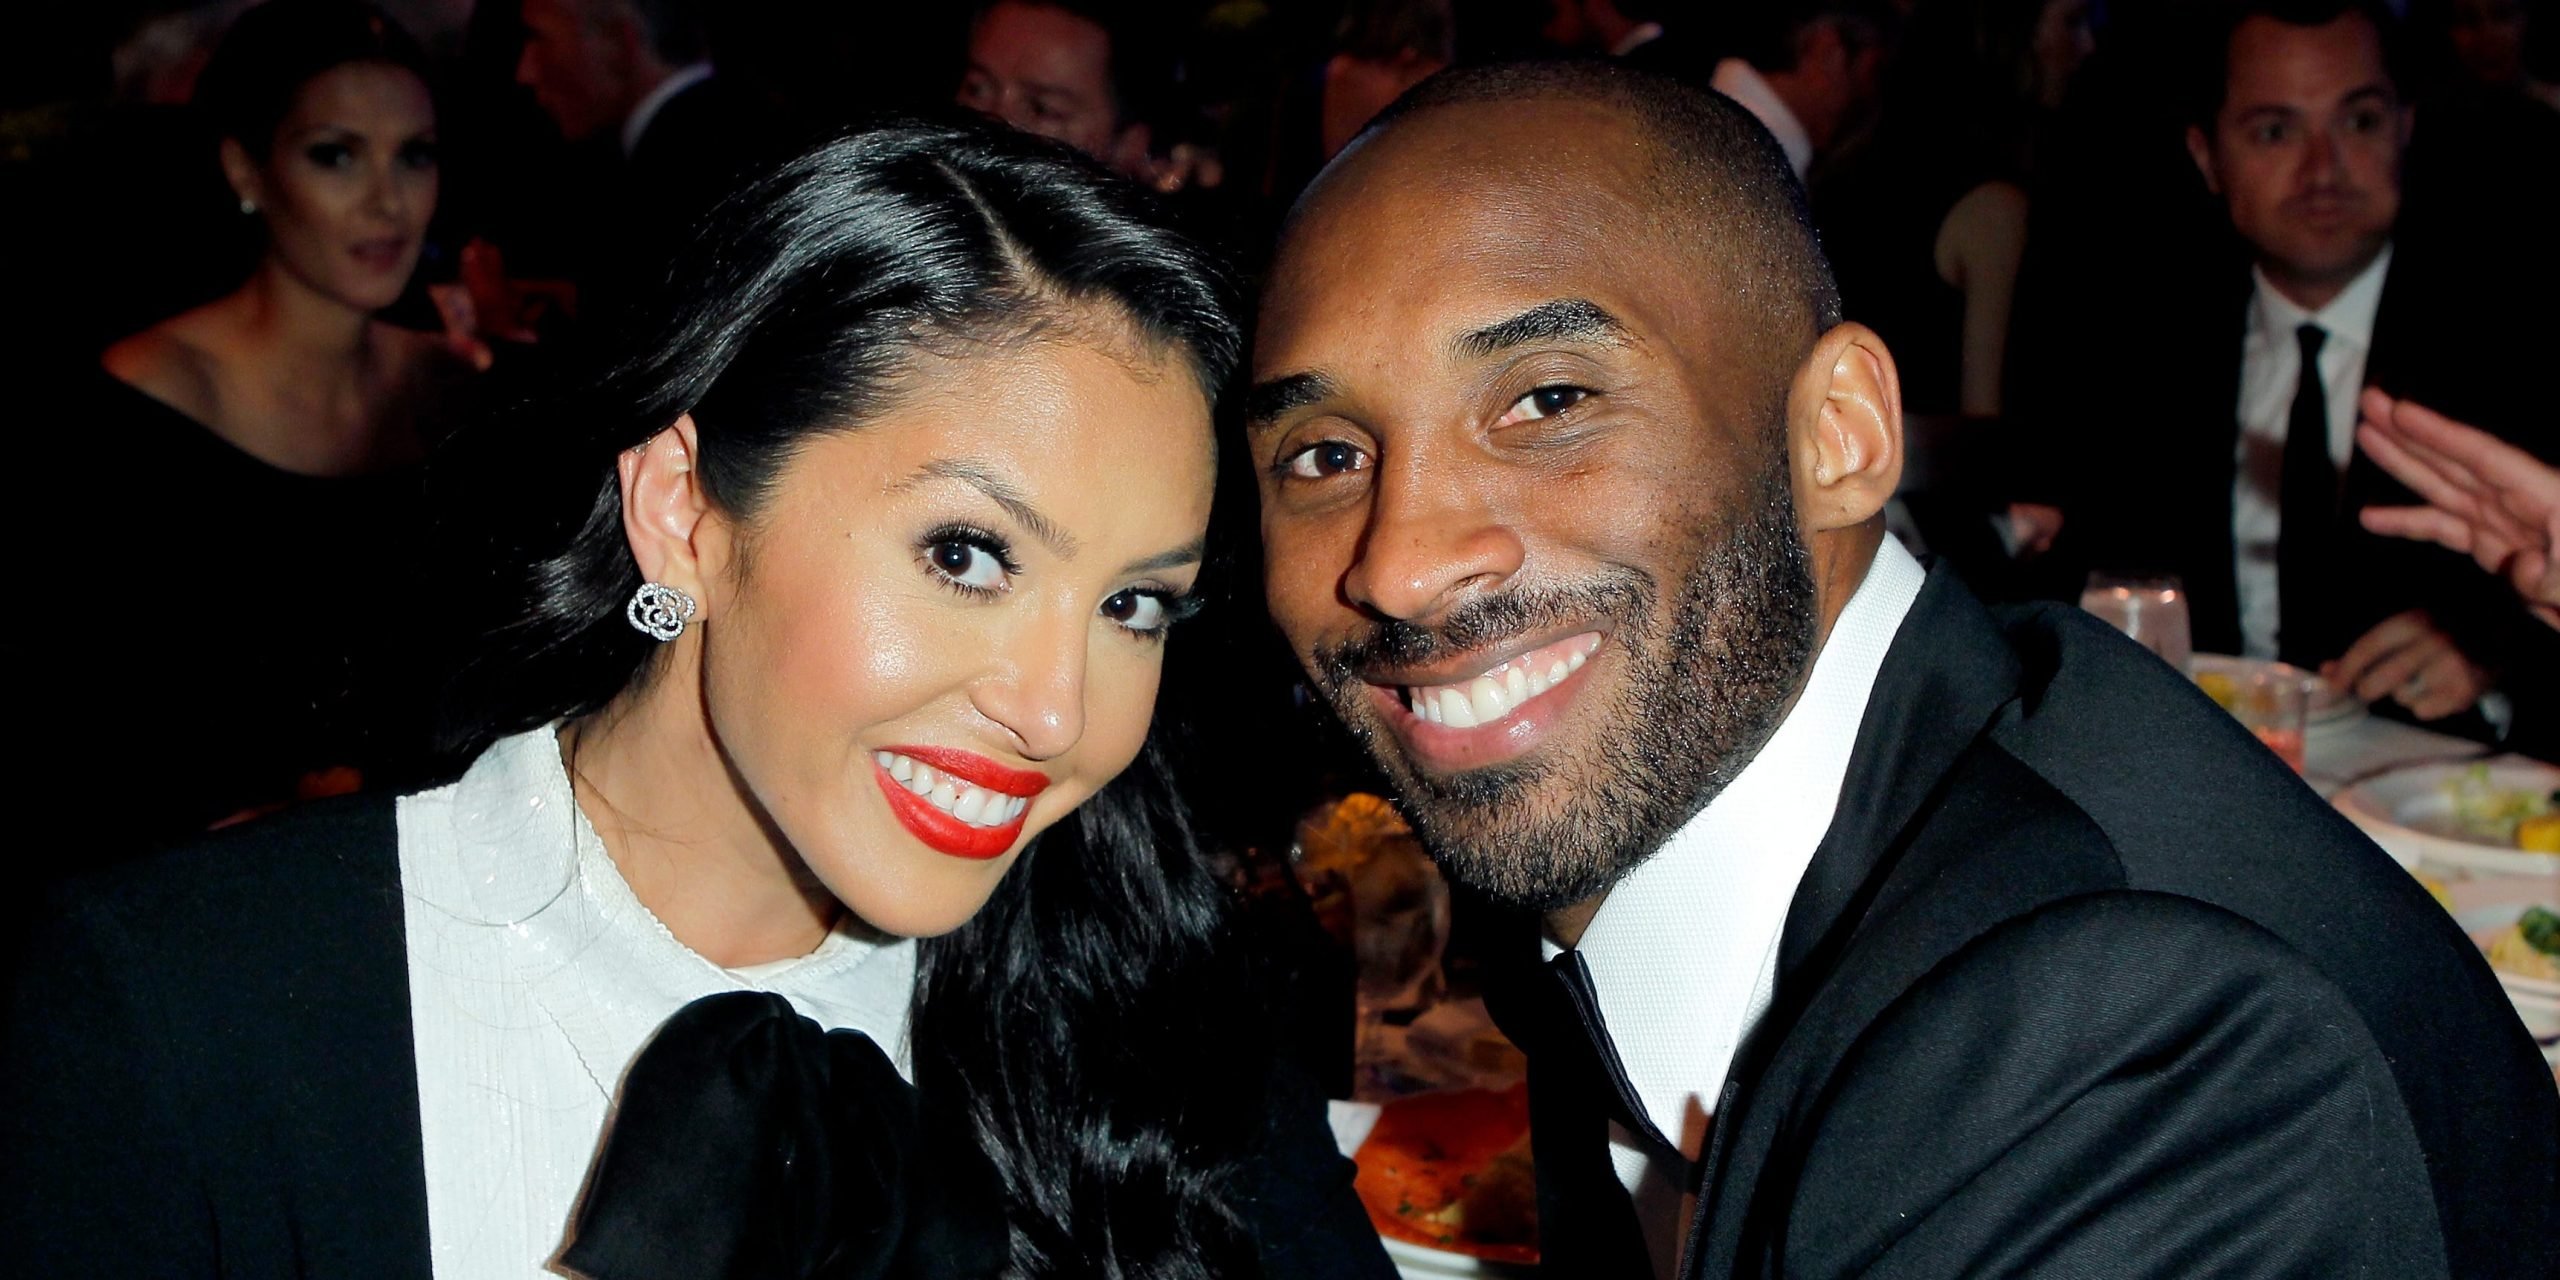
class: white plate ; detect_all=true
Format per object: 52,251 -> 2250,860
2455,903 -> 2560,1045
2333,757 -> 2560,878
1383,1237 -> 1538,1278
2189,653 -> 2362,726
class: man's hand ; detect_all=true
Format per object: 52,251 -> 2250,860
2356,388 -> 2560,630
2321,609 -> 2491,720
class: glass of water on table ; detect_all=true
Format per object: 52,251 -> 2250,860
2079,573 -> 2193,673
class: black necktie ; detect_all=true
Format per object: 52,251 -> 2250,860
2277,322 -> 2337,665
1482,947 -> 1672,1276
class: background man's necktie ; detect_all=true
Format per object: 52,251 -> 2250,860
2277,321 -> 2339,666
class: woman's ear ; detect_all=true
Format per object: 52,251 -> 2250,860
1787,321 -> 1903,534
616,415 -> 721,607
219,137 -> 264,212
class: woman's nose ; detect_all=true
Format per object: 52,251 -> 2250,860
970,606 -> 1090,762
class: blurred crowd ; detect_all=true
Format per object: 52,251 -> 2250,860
2,0 -> 2556,870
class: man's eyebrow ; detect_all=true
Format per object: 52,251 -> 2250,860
892,458 -> 1079,558
1241,371 -> 1338,432
1454,299 -> 1632,360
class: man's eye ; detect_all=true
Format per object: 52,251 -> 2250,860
1282,440 -> 1371,479
2250,121 -> 2293,146
1496,385 -> 1590,425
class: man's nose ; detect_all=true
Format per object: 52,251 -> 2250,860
1341,459 -> 1526,625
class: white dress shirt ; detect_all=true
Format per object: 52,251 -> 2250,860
1709,58 -> 1814,181
399,728 -> 917,1278
621,61 -> 715,156
1544,539 -> 1927,1277
1610,22 -> 1667,57
2231,245 -> 2392,658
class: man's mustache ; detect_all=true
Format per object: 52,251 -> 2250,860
1310,574 -> 1651,686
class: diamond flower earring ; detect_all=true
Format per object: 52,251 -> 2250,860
626,583 -> 697,642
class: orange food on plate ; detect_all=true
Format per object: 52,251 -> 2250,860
1351,1084 -> 1539,1262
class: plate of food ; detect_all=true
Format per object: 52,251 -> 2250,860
1351,1084 -> 1539,1274
2456,902 -> 2560,1048
2333,757 -> 2560,877
2189,654 -> 2362,726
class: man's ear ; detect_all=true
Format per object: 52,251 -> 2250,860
1787,322 -> 1902,534
616,415 -> 722,608
2184,123 -> 2221,195
219,137 -> 263,211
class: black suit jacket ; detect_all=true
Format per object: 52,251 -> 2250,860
2068,235 -> 2559,669
0,796 -> 1392,1278
1498,564 -> 2558,1278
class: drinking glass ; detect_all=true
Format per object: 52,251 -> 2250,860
2080,573 -> 2193,673
2226,667 -> 2311,771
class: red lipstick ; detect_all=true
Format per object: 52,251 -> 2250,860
872,746 -> 1048,861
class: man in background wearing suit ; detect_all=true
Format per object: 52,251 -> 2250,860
1247,58 -> 2556,1279
2066,0 -> 2558,730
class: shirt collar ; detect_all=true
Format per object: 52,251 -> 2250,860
2249,242 -> 2392,350
622,62 -> 715,157
1709,58 -> 1813,181
437,727 -> 917,1076
1546,539 -> 1927,1151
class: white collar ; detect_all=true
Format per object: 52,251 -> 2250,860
2249,242 -> 2392,350
1546,539 -> 1927,1155
621,62 -> 715,157
433,727 -> 917,1080
1611,22 -> 1667,56
1709,58 -> 1813,181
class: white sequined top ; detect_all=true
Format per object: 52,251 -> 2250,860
396,728 -> 918,1278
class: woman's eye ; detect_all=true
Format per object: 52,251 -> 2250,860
926,538 -> 1010,593
1282,440 -> 1370,480
398,140 -> 439,169
1102,589 -> 1173,634
1496,385 -> 1590,426
305,142 -> 354,169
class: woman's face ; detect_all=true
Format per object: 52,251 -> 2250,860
2032,0 -> 2097,111
699,330 -> 1217,938
229,61 -> 438,313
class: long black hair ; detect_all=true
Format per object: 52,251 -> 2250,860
434,119 -> 1262,1277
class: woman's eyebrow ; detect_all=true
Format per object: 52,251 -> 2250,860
1122,538 -> 1206,576
894,458 -> 1080,558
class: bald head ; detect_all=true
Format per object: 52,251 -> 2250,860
1306,59 -> 1843,363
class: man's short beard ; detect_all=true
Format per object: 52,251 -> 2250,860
1310,455 -> 1819,912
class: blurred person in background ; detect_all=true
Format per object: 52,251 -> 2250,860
2434,0 -> 2560,110
1266,0 -> 1456,200
515,0 -> 721,183
43,0 -> 468,863
1541,0 -> 1714,77
1708,0 -> 1899,182
958,0 -> 1215,192
2058,0 -> 2559,733
1814,0 -> 2094,597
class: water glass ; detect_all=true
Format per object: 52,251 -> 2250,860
2226,668 -> 2311,771
2080,573 -> 2193,673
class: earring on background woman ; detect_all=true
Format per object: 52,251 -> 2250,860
625,583 -> 695,641
239,198 -> 257,215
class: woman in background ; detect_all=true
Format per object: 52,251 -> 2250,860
56,0 -> 463,857
6,120 -> 1388,1280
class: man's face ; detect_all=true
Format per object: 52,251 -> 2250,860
958,2 -> 1130,162
2190,13 -> 2408,301
1251,101 -> 1820,911
516,0 -> 633,142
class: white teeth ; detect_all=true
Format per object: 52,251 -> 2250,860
877,751 -> 1035,828
1403,635 -> 1603,730
1439,686 -> 1478,729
